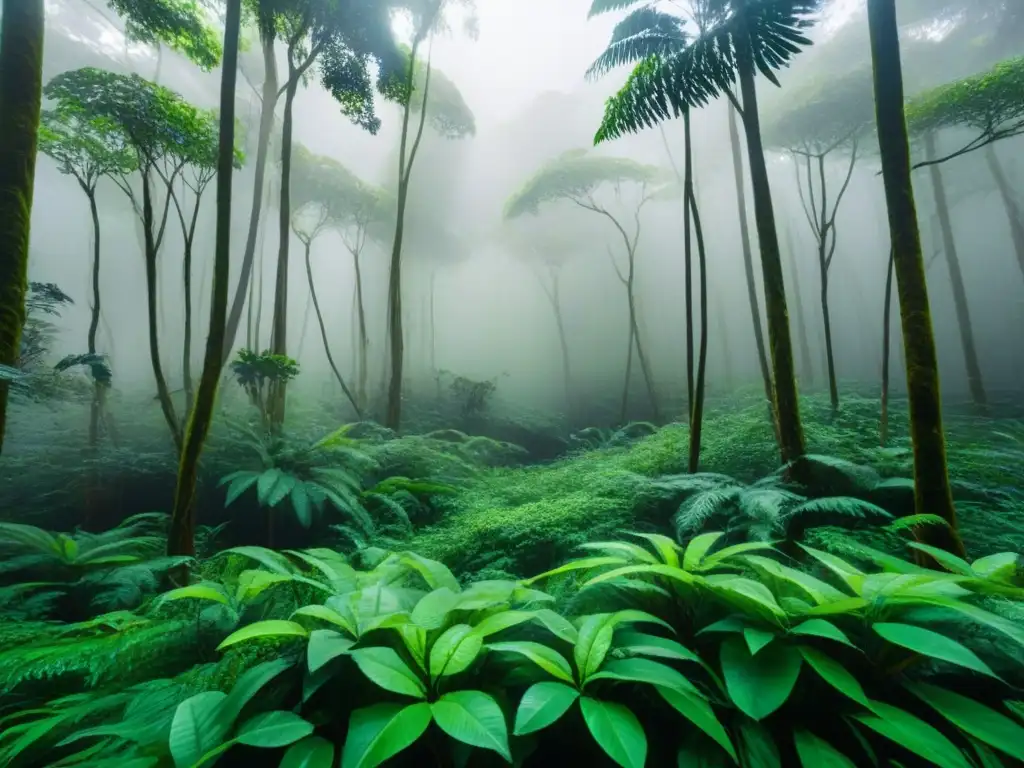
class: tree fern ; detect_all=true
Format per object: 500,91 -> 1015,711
585,6 -> 688,81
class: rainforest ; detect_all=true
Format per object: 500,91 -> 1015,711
1,0 -> 1024,766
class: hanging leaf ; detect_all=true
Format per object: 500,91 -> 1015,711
799,647 -> 869,706
580,697 -> 646,768
235,710 -> 313,748
793,729 -> 856,768
341,702 -> 432,768
216,620 -> 309,651
513,682 -> 580,736
854,700 -> 973,768
720,637 -> 802,720
657,686 -> 737,762
873,622 -> 1000,679
351,647 -> 427,699
431,690 -> 511,761
487,641 -> 575,683
281,735 -> 335,768
788,619 -> 856,648
906,681 -> 1024,762
168,691 -> 231,768
307,629 -> 355,673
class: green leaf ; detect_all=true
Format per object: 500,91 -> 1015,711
798,647 -> 868,706
906,681 -> 1024,762
588,657 -> 700,696
222,658 -> 293,721
431,690 -> 511,761
429,624 -> 483,680
411,587 -> 461,630
224,473 -> 259,506
682,532 -> 724,571
738,721 -> 781,768
788,619 -> 855,647
513,682 -> 580,736
873,622 -> 999,679
236,710 -> 313,748
615,631 -> 702,664
168,691 -> 231,768
487,641 -> 574,683
743,628 -> 776,656
216,620 -> 309,651
292,604 -> 357,636
657,686 -> 737,762
351,647 -> 427,699
307,629 -> 355,673
523,556 -> 629,585
854,700 -> 973,768
399,624 -> 428,673
629,531 -> 681,566
281,736 -> 335,768
793,730 -> 855,768
580,697 -> 647,768
906,543 -> 974,575
257,468 -> 285,506
342,702 -> 432,768
720,637 -> 801,720
291,482 -> 312,528
400,552 -> 461,592
159,583 -> 230,605
575,610 -> 671,683
268,474 -> 298,508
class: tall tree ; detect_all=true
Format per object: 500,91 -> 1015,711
0,0 -> 45,458
37,109 -> 135,446
764,69 -> 874,417
380,19 -> 476,430
592,0 -> 823,462
169,0 -> 244,560
866,0 -> 965,555
44,68 -> 222,451
505,150 -> 672,423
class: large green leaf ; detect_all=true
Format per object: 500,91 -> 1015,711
657,686 -> 736,762
588,657 -> 701,697
221,658 -> 294,722
580,697 -> 646,768
281,736 -> 335,768
798,647 -> 868,706
793,730 -> 855,768
907,681 -> 1024,762
216,620 -> 309,651
513,682 -> 580,736
159,583 -> 230,606
292,604 -> 357,636
720,637 -> 802,720
487,641 -> 575,683
575,611 -> 671,682
411,587 -> 461,630
291,482 -> 313,528
788,619 -> 855,648
342,702 -> 433,768
307,629 -> 355,673
682,532 -> 724,571
429,624 -> 483,679
873,622 -> 999,679
351,647 -> 427,699
615,630 -> 702,664
431,690 -> 511,761
854,700 -> 973,768
168,691 -> 231,768
235,710 -> 313,748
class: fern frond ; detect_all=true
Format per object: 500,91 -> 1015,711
588,0 -> 647,18
673,487 -> 741,537
586,7 -> 689,81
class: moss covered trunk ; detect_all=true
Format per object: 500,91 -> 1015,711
728,104 -> 777,435
0,0 -> 45,456
169,0 -> 242,559
736,48 -> 806,463
924,133 -> 987,411
867,0 -> 965,556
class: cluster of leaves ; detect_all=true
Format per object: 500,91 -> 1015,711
9,529 -> 1022,767
230,349 -> 300,428
106,0 -> 222,70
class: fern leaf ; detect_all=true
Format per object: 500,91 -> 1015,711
586,7 -> 688,81
673,487 -> 741,537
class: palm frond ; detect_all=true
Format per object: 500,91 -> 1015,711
587,0 -> 647,19
595,0 -> 822,143
586,7 -> 689,81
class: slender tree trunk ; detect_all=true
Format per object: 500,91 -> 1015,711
168,0 -> 242,560
683,112 -> 695,421
222,29 -> 279,362
728,104 -> 776,431
815,157 -> 840,416
924,132 -> 987,411
85,189 -> 104,448
688,185 -> 709,473
142,169 -> 182,451
867,0 -> 965,556
626,255 -> 659,421
0,0 -> 44,457
881,246 -> 894,446
352,250 -> 368,408
784,225 -> 814,387
620,320 -> 636,423
246,255 -> 256,349
736,48 -> 805,462
385,42 -> 433,430
304,240 -> 361,415
182,227 -> 197,413
984,144 -> 1024,283
269,64 -> 299,428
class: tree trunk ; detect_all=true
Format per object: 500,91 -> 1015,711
688,185 -> 709,473
86,189 -> 103,448
867,0 -> 965,556
304,240 -> 361,415
352,249 -> 368,408
168,0 -> 242,560
385,43 -> 433,431
182,226 -> 196,413
222,29 -> 279,362
269,65 -> 299,429
683,111 -> 695,421
784,225 -> 814,387
815,157 -> 840,416
626,258 -> 659,422
142,168 -> 182,452
620,318 -> 635,423
736,47 -> 806,462
983,144 -> 1024,284
924,132 -> 987,411
881,246 -> 894,446
0,0 -> 44,457
727,104 -> 776,431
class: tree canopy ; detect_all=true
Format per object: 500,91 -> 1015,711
291,144 -> 393,231
763,67 -> 875,154
592,0 -> 822,143
504,150 -> 669,219
905,55 -> 1024,161
106,0 -> 222,69
387,46 -> 476,139
38,110 -> 137,190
